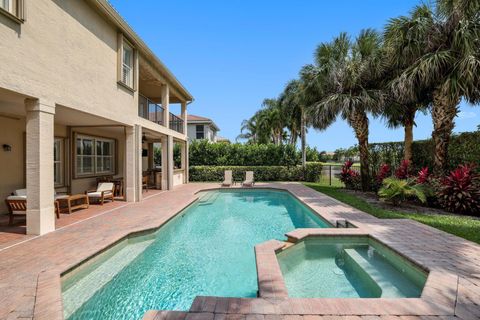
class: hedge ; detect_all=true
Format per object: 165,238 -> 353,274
189,163 -> 323,182
369,130 -> 480,172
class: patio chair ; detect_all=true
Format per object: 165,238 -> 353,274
242,171 -> 255,187
142,175 -> 149,193
86,182 -> 115,205
222,170 -> 233,187
5,189 -> 60,225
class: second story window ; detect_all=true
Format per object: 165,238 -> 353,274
118,35 -> 136,90
122,41 -> 133,87
196,125 -> 205,139
0,0 -> 24,21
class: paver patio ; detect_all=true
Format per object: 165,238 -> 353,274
0,183 -> 479,320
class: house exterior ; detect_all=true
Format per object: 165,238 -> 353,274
186,115 -> 220,142
0,0 -> 193,235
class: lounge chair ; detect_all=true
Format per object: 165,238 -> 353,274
242,171 -> 255,187
86,182 -> 115,205
5,189 -> 60,225
222,170 -> 233,187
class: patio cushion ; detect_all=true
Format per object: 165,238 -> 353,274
97,182 -> 114,192
14,189 -> 27,197
6,195 -> 27,200
87,191 -> 112,198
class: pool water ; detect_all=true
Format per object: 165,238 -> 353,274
277,237 -> 427,298
62,189 -> 329,320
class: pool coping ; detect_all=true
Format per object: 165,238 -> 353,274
23,183 -> 473,319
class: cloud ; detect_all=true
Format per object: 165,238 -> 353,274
457,111 -> 477,119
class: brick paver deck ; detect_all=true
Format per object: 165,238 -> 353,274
0,183 -> 479,320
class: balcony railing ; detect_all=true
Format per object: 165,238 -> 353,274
138,94 -> 165,126
169,113 -> 184,134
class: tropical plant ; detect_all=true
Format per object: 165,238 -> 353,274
388,1 -> 480,174
416,167 -> 431,184
308,30 -> 386,191
340,161 -> 361,190
437,164 -> 480,215
378,177 -> 427,205
394,159 -> 411,179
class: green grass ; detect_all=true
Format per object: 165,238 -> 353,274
304,182 -> 480,244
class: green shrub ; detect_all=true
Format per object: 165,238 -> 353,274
369,130 -> 480,172
189,163 -> 322,182
378,178 -> 426,206
189,141 -> 300,166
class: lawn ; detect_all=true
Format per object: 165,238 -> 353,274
304,182 -> 480,245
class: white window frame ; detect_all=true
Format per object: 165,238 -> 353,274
0,0 -> 24,22
75,134 -> 115,178
54,138 -> 64,187
118,35 -> 136,90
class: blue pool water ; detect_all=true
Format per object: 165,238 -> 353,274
63,189 -> 329,320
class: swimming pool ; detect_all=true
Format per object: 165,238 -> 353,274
62,189 -> 330,320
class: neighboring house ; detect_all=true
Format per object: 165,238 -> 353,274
0,0 -> 193,235
187,115 -> 220,142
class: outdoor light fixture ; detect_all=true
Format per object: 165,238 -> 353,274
2,144 -> 12,152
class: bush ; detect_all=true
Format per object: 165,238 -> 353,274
378,178 -> 427,206
373,164 -> 391,191
368,130 -> 480,172
340,161 -> 361,190
189,141 -> 300,166
189,163 -> 322,183
394,160 -> 411,179
437,164 -> 480,215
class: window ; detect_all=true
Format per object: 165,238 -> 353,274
0,0 -> 24,21
121,39 -> 134,88
196,125 -> 204,139
75,135 -> 115,177
54,138 -> 64,186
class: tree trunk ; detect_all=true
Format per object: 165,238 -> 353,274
431,89 -> 459,175
404,107 -> 416,162
301,108 -> 306,169
350,110 -> 370,191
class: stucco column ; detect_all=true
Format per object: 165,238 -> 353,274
135,125 -> 143,201
182,141 -> 189,184
161,84 -> 170,128
25,99 -> 55,235
160,136 -> 169,190
167,136 -> 174,190
125,126 -> 136,202
181,101 -> 187,135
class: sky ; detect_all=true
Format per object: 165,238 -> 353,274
109,0 -> 479,151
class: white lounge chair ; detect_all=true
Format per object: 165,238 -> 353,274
86,182 -> 115,205
242,171 -> 255,187
222,170 -> 233,187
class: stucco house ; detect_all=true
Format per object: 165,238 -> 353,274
0,0 -> 193,235
186,115 -> 220,142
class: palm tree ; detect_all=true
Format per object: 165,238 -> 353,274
237,118 -> 258,143
308,30 -> 386,191
389,0 -> 480,174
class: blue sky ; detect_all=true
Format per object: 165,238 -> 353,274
110,0 -> 479,151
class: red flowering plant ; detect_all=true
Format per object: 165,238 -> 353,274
437,164 -> 480,215
416,167 -> 430,184
395,160 -> 411,179
340,160 -> 361,190
373,163 -> 391,191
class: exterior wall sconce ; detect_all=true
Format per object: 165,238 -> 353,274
2,144 -> 12,152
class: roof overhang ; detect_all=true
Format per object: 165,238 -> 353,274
87,0 -> 194,103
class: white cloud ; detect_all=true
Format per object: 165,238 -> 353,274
458,111 -> 477,119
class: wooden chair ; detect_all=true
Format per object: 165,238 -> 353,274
86,182 -> 115,205
5,189 -> 61,225
142,175 -> 149,193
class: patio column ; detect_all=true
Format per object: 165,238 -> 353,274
181,101 -> 187,135
125,125 -> 142,202
160,136 -> 169,190
161,84 -> 169,128
25,98 -> 55,235
167,136 -> 174,190
181,141 -> 189,184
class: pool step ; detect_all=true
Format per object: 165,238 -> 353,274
343,249 -> 404,298
62,239 -> 154,318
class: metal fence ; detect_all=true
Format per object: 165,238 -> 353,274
139,94 -> 165,126
320,164 -> 345,186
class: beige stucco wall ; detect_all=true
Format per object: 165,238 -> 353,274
0,0 -> 137,125
0,116 -> 25,213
